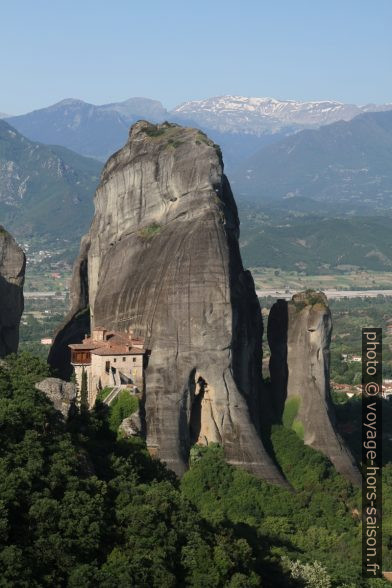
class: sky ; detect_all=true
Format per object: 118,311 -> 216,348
1,0 -> 391,115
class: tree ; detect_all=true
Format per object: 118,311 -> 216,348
0,352 -> 267,586
80,368 -> 88,410
282,557 -> 332,588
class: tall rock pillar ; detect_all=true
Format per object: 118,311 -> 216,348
50,121 -> 287,486
268,290 -> 361,485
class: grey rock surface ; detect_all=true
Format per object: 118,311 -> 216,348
0,226 -> 25,356
268,290 -> 361,485
119,411 -> 142,437
35,377 -> 77,418
50,121 -> 287,485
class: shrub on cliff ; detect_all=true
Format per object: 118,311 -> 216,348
108,390 -> 138,432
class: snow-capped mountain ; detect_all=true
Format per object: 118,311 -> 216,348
172,95 -> 392,135
4,94 -> 392,164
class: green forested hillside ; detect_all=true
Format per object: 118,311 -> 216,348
0,120 -> 101,239
0,354 -> 266,587
0,352 -> 390,587
239,205 -> 392,273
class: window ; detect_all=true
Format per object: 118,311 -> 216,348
133,357 -> 137,363
105,361 -> 110,374
113,358 -> 117,363
122,357 -> 126,362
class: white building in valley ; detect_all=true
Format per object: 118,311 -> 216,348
69,327 -> 147,407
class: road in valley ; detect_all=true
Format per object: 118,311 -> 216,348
24,291 -> 66,298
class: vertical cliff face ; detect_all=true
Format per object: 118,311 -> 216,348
268,291 -> 361,485
0,227 -> 25,356
50,121 -> 287,485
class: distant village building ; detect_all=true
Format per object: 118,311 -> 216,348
331,382 -> 359,398
40,337 -> 53,345
69,327 -> 147,407
382,381 -> 392,399
341,353 -> 361,363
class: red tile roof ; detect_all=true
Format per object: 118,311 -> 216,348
69,328 -> 146,356
69,342 -> 101,350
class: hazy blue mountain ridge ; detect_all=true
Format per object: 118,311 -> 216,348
7,95 -> 392,167
232,110 -> 392,214
7,98 -> 160,161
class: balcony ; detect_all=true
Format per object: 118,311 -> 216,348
71,350 -> 91,365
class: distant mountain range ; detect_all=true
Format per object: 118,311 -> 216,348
0,120 -> 101,239
3,101 -> 392,274
232,110 -> 392,214
172,95 -> 392,134
7,98 -> 167,162
5,95 -> 392,164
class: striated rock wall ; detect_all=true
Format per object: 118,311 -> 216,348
50,121 -> 287,485
268,290 -> 361,485
0,226 -> 25,356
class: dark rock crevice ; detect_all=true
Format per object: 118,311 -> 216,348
48,238 -> 90,379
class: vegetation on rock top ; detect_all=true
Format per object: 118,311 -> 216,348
138,222 -> 162,239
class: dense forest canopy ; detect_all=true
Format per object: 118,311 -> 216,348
0,353 -> 390,587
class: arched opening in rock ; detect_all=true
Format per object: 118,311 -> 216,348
188,372 -> 222,448
189,376 -> 207,446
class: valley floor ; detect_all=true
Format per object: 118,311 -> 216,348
252,267 -> 392,291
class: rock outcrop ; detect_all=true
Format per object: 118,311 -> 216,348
35,377 -> 77,418
119,411 -> 142,437
267,290 -> 361,485
0,226 -> 25,356
50,121 -> 287,485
